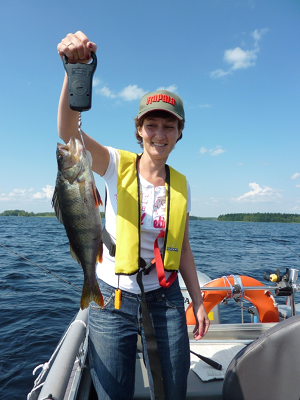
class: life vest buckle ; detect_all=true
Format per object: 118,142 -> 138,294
139,258 -> 156,276
144,259 -> 156,276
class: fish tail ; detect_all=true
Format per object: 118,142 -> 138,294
81,280 -> 104,309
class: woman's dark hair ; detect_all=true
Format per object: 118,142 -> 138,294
134,110 -> 185,148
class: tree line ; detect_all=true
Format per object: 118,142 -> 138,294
217,213 -> 300,223
2,210 -> 299,223
0,210 -> 55,217
0,210 -> 106,218
189,216 -> 217,221
0,210 -> 216,221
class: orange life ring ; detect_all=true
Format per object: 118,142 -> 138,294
186,275 -> 279,324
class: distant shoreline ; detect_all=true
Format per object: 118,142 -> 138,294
1,211 -> 299,223
0,210 -> 216,220
0,210 -> 106,218
217,213 -> 300,223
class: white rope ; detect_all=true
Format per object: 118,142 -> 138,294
27,382 -> 45,400
32,362 -> 50,376
266,290 -> 278,308
223,275 -> 234,298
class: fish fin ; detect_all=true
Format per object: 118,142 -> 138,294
96,241 -> 103,264
52,187 -> 64,224
70,244 -> 81,265
86,150 -> 93,167
92,185 -> 103,207
96,187 -> 103,206
81,280 -> 104,309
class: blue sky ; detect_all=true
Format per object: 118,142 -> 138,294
1,0 -> 299,217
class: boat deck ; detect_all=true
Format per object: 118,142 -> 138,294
31,309 -> 277,400
133,323 -> 276,399
134,354 -> 223,400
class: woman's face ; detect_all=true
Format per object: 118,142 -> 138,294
138,116 -> 182,161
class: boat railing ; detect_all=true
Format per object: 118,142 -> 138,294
27,308 -> 88,400
199,268 -> 300,320
200,285 -> 283,291
200,268 -> 299,294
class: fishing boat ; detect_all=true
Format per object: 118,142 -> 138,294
27,267 -> 300,400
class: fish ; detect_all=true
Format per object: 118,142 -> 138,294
52,136 -> 104,309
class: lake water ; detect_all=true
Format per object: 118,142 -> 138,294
0,217 -> 300,399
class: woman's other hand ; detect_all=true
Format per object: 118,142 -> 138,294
192,302 -> 210,340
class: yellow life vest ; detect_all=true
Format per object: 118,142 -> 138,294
115,150 -> 187,275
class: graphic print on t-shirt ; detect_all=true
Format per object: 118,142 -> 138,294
140,186 -> 166,229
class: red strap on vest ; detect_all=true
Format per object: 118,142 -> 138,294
154,230 -> 177,288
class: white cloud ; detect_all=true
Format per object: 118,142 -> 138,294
118,85 -> 147,101
291,173 -> 300,180
10,189 -> 27,197
156,85 -> 178,93
0,188 -> 33,201
0,186 -> 54,202
96,82 -> 181,102
199,145 -> 226,156
210,28 -> 268,78
93,77 -> 101,87
32,185 -> 54,200
252,28 -> 269,47
96,86 -> 117,98
234,182 -> 282,202
224,47 -> 257,70
210,69 -> 231,78
209,146 -> 226,156
291,205 -> 300,210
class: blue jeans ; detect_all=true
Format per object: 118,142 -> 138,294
88,277 -> 190,400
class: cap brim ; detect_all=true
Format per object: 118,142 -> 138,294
137,108 -> 184,121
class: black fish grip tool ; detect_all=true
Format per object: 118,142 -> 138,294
63,52 -> 97,112
190,350 -> 222,370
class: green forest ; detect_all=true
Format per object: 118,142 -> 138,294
0,210 -> 55,217
0,210 -> 106,218
2,210 -> 299,223
189,216 -> 217,221
1,210 -> 216,220
217,213 -> 300,223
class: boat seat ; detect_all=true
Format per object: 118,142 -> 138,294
222,314 -> 300,400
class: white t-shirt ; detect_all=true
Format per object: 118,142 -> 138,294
96,147 -> 191,293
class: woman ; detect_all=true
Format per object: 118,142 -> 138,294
57,31 -> 209,400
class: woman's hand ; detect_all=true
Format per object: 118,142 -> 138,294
57,31 -> 97,63
192,302 -> 210,340
179,215 -> 210,340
